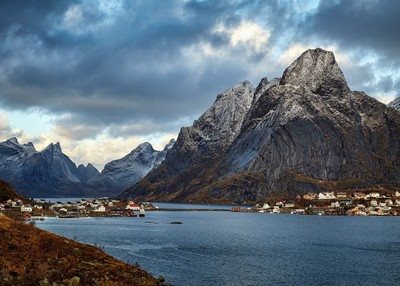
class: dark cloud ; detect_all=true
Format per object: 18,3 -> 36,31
306,0 -> 400,63
0,0 -> 276,138
0,0 -> 399,140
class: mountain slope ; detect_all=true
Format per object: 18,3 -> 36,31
122,48 -> 400,203
389,97 -> 400,111
93,140 -> 175,191
120,81 -> 257,201
0,180 -> 25,202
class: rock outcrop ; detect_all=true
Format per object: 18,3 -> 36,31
121,48 -> 400,203
389,97 -> 400,111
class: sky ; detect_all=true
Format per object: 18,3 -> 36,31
0,0 -> 399,170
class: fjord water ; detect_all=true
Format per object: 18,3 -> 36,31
37,208 -> 400,286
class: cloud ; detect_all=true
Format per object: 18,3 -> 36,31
1,0 -> 400,167
0,114 -> 24,139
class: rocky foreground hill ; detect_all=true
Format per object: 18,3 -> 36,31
121,48 -> 400,203
0,214 -> 158,286
0,138 -> 173,197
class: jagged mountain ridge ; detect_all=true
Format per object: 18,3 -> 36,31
389,97 -> 400,111
121,48 -> 400,203
0,138 -> 174,197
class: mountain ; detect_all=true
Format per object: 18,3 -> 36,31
0,179 -> 25,202
77,163 -> 100,181
0,139 -> 98,197
0,138 -> 174,197
121,48 -> 400,203
90,139 -> 175,192
389,97 -> 400,111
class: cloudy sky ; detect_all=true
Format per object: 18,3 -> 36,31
0,0 -> 399,170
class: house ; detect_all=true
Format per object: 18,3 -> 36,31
262,203 -> 270,210
275,201 -> 284,207
20,205 -> 33,213
368,192 -> 381,198
330,201 -> 340,208
385,199 -> 394,206
284,203 -> 295,208
272,206 -> 280,213
34,205 -> 43,210
126,201 -> 140,211
395,199 -> 400,206
336,192 -> 348,199
93,205 -> 106,212
303,193 -> 317,200
59,208 -> 68,213
318,192 -> 336,200
370,200 -> 378,207
395,191 -> 400,197
353,192 -> 367,199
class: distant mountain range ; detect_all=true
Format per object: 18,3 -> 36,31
0,137 -> 174,197
120,48 -> 400,203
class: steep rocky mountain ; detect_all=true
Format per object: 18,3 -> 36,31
77,163 -> 100,181
389,97 -> 400,111
91,139 -> 175,191
0,139 -> 99,197
121,48 -> 400,203
0,137 -> 175,197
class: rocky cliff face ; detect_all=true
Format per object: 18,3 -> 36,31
389,97 -> 400,111
122,48 -> 400,203
93,139 -> 175,191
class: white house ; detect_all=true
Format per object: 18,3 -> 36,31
21,205 -> 33,212
395,191 -> 400,197
262,203 -> 270,210
93,205 -> 106,212
284,203 -> 295,208
370,200 -> 378,207
330,201 -> 340,208
126,201 -> 140,211
368,192 -> 380,198
318,192 -> 336,200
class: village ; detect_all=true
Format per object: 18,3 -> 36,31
0,197 -> 155,220
247,190 -> 400,216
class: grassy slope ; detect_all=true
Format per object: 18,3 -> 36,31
0,214 -> 157,286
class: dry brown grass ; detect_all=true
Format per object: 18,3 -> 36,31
0,214 -> 157,286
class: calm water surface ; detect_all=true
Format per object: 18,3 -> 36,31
37,205 -> 400,286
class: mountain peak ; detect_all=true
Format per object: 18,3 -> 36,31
7,137 -> 19,144
280,48 -> 350,96
163,139 -> 176,151
136,142 -> 153,151
44,142 -> 62,153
